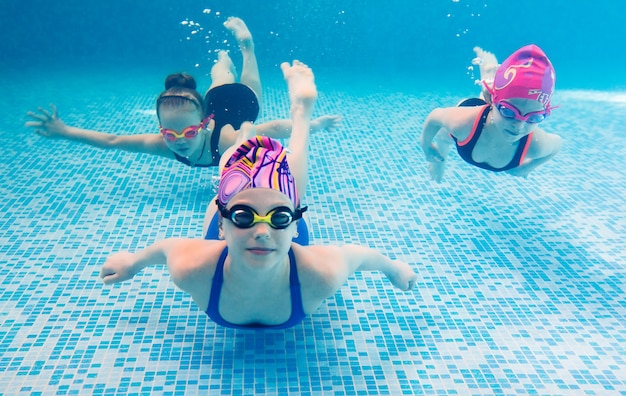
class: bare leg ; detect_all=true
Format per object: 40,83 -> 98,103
202,122 -> 258,236
208,51 -> 237,90
429,129 -> 454,183
280,60 -> 317,199
204,60 -> 316,234
472,46 -> 499,103
217,122 -> 257,171
224,17 -> 262,109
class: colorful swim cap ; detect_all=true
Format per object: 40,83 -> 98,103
218,136 -> 299,208
489,44 -> 556,111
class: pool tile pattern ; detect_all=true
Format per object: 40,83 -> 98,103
1,71 -> 625,395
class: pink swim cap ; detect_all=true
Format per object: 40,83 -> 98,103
218,136 -> 299,208
489,44 -> 556,110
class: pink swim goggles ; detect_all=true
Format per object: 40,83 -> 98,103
495,101 -> 547,124
159,114 -> 214,141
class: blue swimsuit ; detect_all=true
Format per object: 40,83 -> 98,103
205,247 -> 307,329
451,98 -> 532,172
203,210 -> 309,329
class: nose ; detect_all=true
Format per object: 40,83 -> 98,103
253,222 -> 272,239
510,119 -> 525,130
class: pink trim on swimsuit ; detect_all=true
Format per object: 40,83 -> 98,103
456,105 -> 490,146
517,132 -> 533,166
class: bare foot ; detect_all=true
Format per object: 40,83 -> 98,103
280,60 -> 317,114
217,50 -> 236,74
224,17 -> 253,49
209,50 -> 237,86
472,46 -> 499,82
472,47 -> 499,103
386,261 -> 418,291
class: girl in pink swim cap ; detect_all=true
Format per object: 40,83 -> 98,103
100,61 -> 418,330
420,44 -> 562,182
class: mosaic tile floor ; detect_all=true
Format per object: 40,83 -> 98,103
1,68 -> 625,395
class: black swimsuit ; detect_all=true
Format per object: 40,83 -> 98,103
451,98 -> 533,172
173,83 -> 260,168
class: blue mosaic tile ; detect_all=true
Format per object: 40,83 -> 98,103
0,69 -> 625,395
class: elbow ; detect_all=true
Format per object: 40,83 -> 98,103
102,135 -> 122,149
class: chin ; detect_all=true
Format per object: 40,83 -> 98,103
503,130 -> 525,142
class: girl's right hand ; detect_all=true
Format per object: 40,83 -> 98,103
100,252 -> 141,285
25,104 -> 69,138
423,143 -> 445,163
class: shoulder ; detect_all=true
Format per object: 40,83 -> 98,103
114,133 -> 173,157
292,244 -> 349,294
165,239 -> 226,312
143,133 -> 174,157
167,239 -> 226,286
527,128 -> 562,159
427,105 -> 484,137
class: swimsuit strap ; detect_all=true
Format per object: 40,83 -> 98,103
207,247 -> 229,316
455,104 -> 491,147
206,247 -> 306,329
287,248 -> 303,317
173,134 -> 211,168
209,120 -> 222,166
510,132 -> 533,168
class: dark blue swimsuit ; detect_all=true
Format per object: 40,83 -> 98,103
203,211 -> 309,329
206,247 -> 307,329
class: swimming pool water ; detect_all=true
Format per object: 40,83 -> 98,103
1,67 -> 625,395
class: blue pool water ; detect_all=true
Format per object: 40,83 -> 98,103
2,1 -> 626,395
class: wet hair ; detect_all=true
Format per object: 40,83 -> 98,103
156,72 -> 204,119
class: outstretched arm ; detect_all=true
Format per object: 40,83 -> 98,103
26,104 -> 173,157
100,237 -> 222,280
254,114 -> 343,139
340,244 -> 417,291
99,239 -> 184,285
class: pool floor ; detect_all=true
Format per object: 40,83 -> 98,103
1,68 -> 625,395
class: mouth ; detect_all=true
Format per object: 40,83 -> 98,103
246,247 -> 275,255
503,129 -> 521,137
